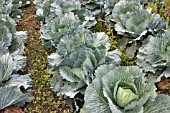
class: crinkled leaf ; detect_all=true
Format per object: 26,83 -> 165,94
0,52 -> 26,82
5,74 -> 31,89
137,29 -> 170,77
84,78 -> 112,113
0,85 -> 32,110
57,30 -> 110,57
0,14 -> 16,33
144,94 -> 170,113
40,12 -> 81,47
0,26 -> 12,49
9,31 -> 27,53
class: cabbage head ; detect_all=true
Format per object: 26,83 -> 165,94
83,66 -> 170,113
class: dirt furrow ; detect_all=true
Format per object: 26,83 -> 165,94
16,2 -> 71,113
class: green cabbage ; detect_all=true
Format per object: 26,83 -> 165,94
107,0 -> 168,41
0,52 -> 33,110
83,66 -> 170,113
137,29 -> 170,81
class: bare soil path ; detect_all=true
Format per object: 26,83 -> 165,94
16,2 -> 71,113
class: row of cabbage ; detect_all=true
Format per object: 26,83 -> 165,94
0,0 -> 33,110
34,0 -> 170,113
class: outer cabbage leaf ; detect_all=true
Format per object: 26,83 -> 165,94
5,74 -> 31,89
0,85 -> 32,110
0,14 -> 16,33
143,94 -> 170,113
48,52 -> 62,69
0,53 -> 14,82
94,64 -> 117,78
51,71 -> 86,98
77,8 -> 97,28
84,78 -> 112,113
0,42 -> 7,54
9,31 -> 27,53
103,0 -> 120,15
79,0 -> 104,17
0,26 -> 12,52
0,52 -> 26,82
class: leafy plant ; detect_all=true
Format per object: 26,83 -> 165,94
0,14 -> 16,33
137,29 -> 170,81
34,0 -> 81,21
34,0 -> 96,27
103,0 -> 120,15
0,0 -> 30,20
33,0 -> 170,112
82,66 -> 170,113
40,12 -> 81,48
0,26 -> 27,54
106,0 -> 141,24
57,29 -> 110,57
51,47 -> 120,98
0,52 -> 32,110
79,0 -> 104,17
0,0 -> 32,109
49,27 -> 121,99
108,0 -> 168,41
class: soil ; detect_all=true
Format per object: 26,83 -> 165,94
16,1 -> 72,113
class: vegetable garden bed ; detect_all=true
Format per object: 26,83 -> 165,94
0,0 -> 170,113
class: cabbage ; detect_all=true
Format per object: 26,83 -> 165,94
40,12 -> 81,47
0,52 -> 32,110
83,66 -> 170,113
34,0 -> 81,21
107,0 -> 168,41
0,0 -> 30,20
137,29 -> 170,81
51,48 -> 119,98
